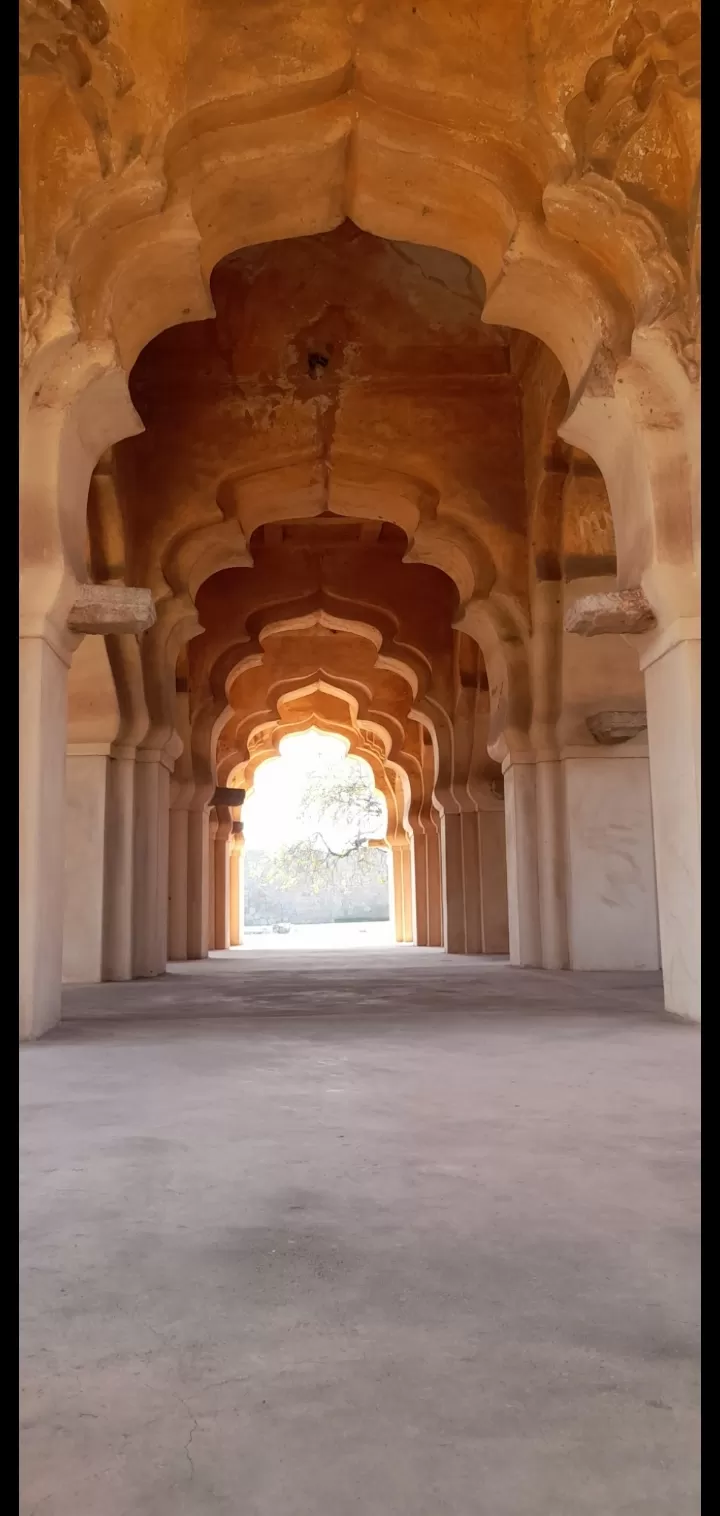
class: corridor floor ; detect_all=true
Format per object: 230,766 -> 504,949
20,953 -> 700,1515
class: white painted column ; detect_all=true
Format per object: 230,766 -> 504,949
642,625 -> 700,1019
20,633 -> 71,1039
502,757 -> 542,967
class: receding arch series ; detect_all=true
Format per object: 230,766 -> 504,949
20,17 -> 700,1035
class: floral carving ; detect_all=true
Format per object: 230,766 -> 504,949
20,0 -> 140,178
565,6 -> 700,260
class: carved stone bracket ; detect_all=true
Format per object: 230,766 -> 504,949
564,588 -> 657,636
586,710 -> 648,745
212,787 -> 246,808
67,584 -> 156,635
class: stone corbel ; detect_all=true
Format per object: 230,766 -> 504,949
67,585 -> 156,636
563,588 -> 657,637
211,786 -> 246,808
585,711 -> 648,746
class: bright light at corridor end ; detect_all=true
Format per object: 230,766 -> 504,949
243,729 -> 362,849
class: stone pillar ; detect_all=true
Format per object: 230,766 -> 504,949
207,809 -> 218,951
409,819 -> 429,946
439,811 -> 467,954
400,842 -> 413,942
229,825 -> 245,947
186,797 -> 211,960
102,748 -> 137,980
476,803 -> 510,954
441,806 -> 493,955
562,749 -> 659,971
425,810 -> 444,947
390,841 -> 413,942
62,750 -> 111,984
502,757 -> 542,967
460,809 -> 483,954
20,633 -> 72,1037
168,789 -> 191,962
642,625 -> 700,1019
214,810 -> 232,951
132,751 -> 170,978
534,757 -> 568,969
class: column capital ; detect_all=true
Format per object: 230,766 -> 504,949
638,617 -> 701,673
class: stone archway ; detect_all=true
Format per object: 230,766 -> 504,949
20,5 -> 700,1033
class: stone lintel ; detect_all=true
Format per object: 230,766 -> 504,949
564,588 -> 656,637
212,787 -> 246,808
586,710 -> 648,746
67,585 -> 156,636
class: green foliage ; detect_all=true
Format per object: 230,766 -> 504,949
245,755 -> 390,923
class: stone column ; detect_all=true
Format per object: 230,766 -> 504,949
390,841 -> 413,942
425,810 -> 444,947
207,809 -> 218,951
62,748 -> 111,984
102,747 -> 137,980
439,806 -> 478,954
642,624 -> 700,1019
168,786 -> 192,962
229,824 -> 245,947
409,817 -> 429,946
214,809 -> 232,951
476,804 -> 509,954
502,757 -> 542,967
534,757 -> 568,969
400,842 -> 413,943
439,811 -> 466,954
460,809 -> 483,954
132,750 -> 171,977
20,632 -> 72,1038
186,793 -> 212,960
562,746 -> 659,971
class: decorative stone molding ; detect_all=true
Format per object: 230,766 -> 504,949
20,0 -> 139,179
211,787 -> 246,808
67,584 -> 156,635
586,710 -> 647,746
564,588 -> 657,636
564,6 -> 700,261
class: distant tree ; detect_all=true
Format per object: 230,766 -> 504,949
299,757 -> 385,856
265,757 -> 388,912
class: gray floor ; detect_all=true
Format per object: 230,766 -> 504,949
20,951 -> 700,1515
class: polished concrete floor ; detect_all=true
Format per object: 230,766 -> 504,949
21,952 -> 700,1515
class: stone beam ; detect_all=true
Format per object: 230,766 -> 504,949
68,585 -> 156,636
212,787 -> 246,808
563,589 -> 656,637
